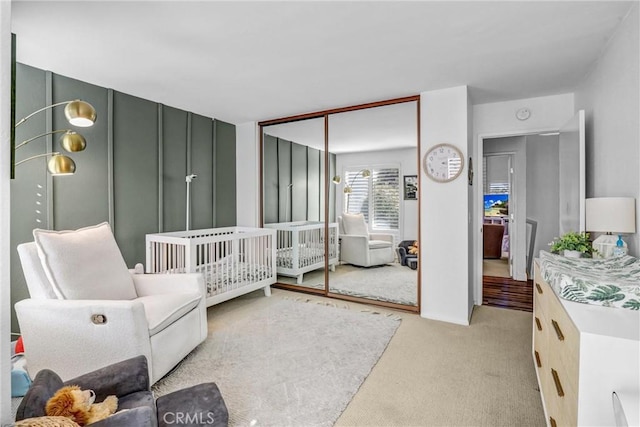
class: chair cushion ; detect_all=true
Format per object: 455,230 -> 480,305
15,369 -> 64,420
33,222 -> 136,300
137,292 -> 202,336
369,240 -> 393,249
341,213 -> 369,236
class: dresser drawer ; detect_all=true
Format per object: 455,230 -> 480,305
548,352 -> 579,426
546,290 -> 580,379
533,264 -> 548,317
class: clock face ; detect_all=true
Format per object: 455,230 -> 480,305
423,143 -> 464,182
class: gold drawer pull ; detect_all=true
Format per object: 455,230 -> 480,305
534,350 -> 541,368
535,283 -> 543,294
551,369 -> 565,397
551,319 -> 564,341
550,417 -> 557,427
535,317 -> 542,331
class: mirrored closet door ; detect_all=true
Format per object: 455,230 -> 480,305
260,96 -> 420,311
328,101 -> 419,308
261,117 -> 329,291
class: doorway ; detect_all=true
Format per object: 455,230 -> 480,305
479,133 -> 560,312
482,153 -> 513,279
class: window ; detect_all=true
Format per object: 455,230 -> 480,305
344,167 -> 400,230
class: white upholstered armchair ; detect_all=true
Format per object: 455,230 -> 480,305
338,213 -> 395,267
15,222 -> 207,385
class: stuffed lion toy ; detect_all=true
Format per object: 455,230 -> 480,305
408,240 -> 419,255
45,385 -> 118,426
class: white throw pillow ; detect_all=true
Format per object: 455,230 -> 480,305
341,213 -> 369,237
33,222 -> 137,300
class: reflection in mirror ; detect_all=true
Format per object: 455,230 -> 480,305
328,101 -> 419,306
262,117 -> 337,290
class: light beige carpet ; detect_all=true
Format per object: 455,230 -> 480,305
194,289 -> 544,426
335,295 -> 545,426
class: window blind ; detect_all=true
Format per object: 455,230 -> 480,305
344,167 -> 399,230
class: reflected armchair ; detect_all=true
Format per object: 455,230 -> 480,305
338,213 -> 395,267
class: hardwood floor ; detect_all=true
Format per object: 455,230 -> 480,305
483,275 -> 533,312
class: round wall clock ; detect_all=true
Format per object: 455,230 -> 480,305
423,143 -> 464,183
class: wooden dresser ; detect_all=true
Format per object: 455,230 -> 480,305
533,261 -> 640,427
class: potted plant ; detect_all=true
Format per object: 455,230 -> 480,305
549,231 -> 596,258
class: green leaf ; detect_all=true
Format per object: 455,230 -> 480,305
586,285 -> 625,302
622,299 -> 640,310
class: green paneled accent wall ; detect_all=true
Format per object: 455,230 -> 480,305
10,64 -> 236,334
263,134 -> 279,224
51,73 -> 109,230
214,120 -> 237,227
329,153 -> 336,222
291,143 -> 308,221
10,64 -> 48,333
307,148 -> 321,221
161,106 -> 188,232
191,114 -> 214,230
113,92 -> 159,266
263,135 -> 336,224
277,138 -> 292,223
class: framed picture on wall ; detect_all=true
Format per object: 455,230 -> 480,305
404,175 -> 418,200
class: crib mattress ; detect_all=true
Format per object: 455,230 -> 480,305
201,261 -> 273,297
539,250 -> 640,310
276,246 -> 327,269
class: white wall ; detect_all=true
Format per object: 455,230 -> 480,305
471,93 -> 574,303
420,86 -> 471,325
336,147 -> 418,240
0,2 -> 12,422
236,121 -> 260,227
574,4 -> 639,256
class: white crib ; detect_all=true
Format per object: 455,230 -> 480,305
146,227 -> 277,307
264,221 -> 339,284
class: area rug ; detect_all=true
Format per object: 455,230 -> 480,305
152,297 -> 401,426
329,263 -> 418,306
279,263 -> 418,306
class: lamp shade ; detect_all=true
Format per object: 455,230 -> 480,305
585,197 -> 636,234
64,100 -> 97,127
47,155 -> 76,176
60,131 -> 86,152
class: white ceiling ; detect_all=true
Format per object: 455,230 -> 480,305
11,1 -> 634,127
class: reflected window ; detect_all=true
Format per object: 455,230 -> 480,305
344,167 -> 400,231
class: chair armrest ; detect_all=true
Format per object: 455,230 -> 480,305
64,355 -> 150,401
340,235 -> 369,247
339,235 -> 370,266
370,233 -> 394,243
15,299 -> 152,382
132,273 -> 205,297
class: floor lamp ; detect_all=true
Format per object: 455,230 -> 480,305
13,100 -> 97,177
343,169 -> 371,212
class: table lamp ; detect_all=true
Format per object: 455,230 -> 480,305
585,197 -> 636,258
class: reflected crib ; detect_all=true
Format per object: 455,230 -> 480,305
264,221 -> 339,284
